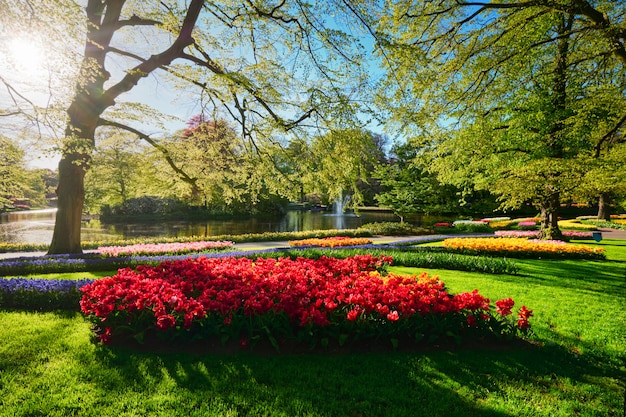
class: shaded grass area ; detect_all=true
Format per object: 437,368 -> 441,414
0,241 -> 625,416
0,311 -> 622,417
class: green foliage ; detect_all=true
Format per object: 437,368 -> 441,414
376,1 -> 626,237
0,137 -> 50,210
448,222 -> 493,233
297,129 -> 389,208
359,221 -> 427,235
101,196 -> 183,217
84,132 -> 164,213
283,248 -> 519,275
373,142 -> 498,219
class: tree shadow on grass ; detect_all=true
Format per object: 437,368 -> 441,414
498,259 -> 626,295
90,335 -> 625,417
1,310 -> 622,416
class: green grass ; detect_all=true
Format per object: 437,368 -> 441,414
1,241 -> 625,416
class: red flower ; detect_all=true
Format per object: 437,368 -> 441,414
156,314 -> 176,330
347,308 -> 361,321
496,298 -> 515,316
516,306 -> 533,329
387,310 -> 399,321
467,315 -> 477,327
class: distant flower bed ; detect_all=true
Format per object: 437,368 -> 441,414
443,237 -> 605,260
581,220 -> 626,231
288,236 -> 373,248
96,240 -> 234,257
558,219 -> 598,230
494,230 -> 595,240
516,221 -> 537,230
80,255 -> 532,348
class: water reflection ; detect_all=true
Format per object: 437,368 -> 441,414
0,209 -> 402,244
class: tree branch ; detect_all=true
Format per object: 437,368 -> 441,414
97,118 -> 199,190
100,0 -> 204,108
594,112 -> 626,157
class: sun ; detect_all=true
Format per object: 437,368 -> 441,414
7,37 -> 45,73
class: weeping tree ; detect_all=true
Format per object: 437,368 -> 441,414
375,0 -> 626,239
298,128 -> 388,210
1,0 -> 373,253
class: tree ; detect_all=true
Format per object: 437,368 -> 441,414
300,128 -> 388,210
374,142 -> 497,221
84,131 -> 162,213
0,137 -> 27,210
1,1 -> 372,253
376,0 -> 626,239
0,137 -> 49,210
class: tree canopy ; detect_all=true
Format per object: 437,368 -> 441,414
1,0 -> 376,253
375,0 -> 626,238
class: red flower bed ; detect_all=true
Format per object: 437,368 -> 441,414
80,255 -> 531,349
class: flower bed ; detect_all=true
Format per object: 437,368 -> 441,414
288,236 -> 373,248
558,219 -> 598,230
443,237 -> 605,259
494,230 -> 595,240
96,240 -> 234,257
80,255 -> 532,348
0,278 -> 94,310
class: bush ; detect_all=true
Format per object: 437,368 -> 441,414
359,222 -> 427,235
450,222 -> 492,233
104,196 -> 182,216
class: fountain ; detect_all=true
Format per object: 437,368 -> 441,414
325,191 -> 357,229
333,192 -> 351,215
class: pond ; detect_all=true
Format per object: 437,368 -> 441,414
0,208 -> 413,244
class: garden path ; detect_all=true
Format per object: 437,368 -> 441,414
0,230 -> 624,260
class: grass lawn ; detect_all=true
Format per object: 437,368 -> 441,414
0,241 -> 625,416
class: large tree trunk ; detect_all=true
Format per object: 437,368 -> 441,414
539,193 -> 563,240
597,192 -> 612,221
48,153 -> 89,254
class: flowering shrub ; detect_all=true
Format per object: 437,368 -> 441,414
288,236 -> 373,248
80,255 -> 532,348
0,278 -> 94,310
443,237 -> 605,259
97,240 -> 234,257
